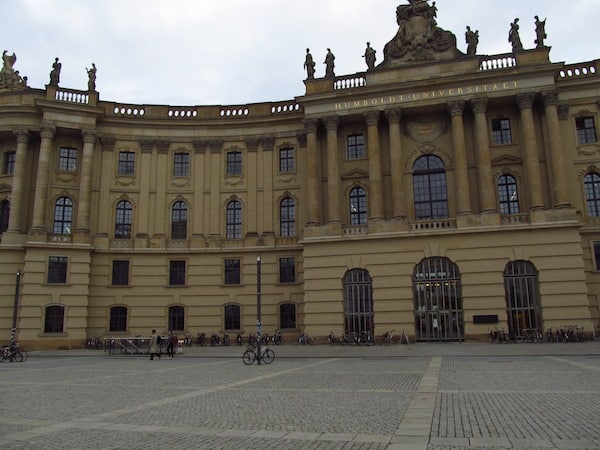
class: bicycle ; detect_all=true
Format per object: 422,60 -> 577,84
1,345 -> 24,363
242,345 -> 274,365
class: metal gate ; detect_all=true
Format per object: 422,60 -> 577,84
503,260 -> 541,339
413,257 -> 463,341
343,269 -> 373,336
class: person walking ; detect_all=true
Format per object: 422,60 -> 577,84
149,329 -> 161,360
166,331 -> 178,359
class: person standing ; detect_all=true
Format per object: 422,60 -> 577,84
149,329 -> 161,360
166,331 -> 178,359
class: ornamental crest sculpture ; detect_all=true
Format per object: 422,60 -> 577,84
0,50 -> 28,90
380,0 -> 461,68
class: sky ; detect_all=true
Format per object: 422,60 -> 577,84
1,0 -> 598,107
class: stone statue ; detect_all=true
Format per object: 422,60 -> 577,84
324,48 -> 335,78
49,57 -> 61,86
381,0 -> 460,68
535,16 -> 547,48
508,18 -> 523,53
465,26 -> 479,56
0,50 -> 28,90
363,42 -> 377,70
86,63 -> 97,91
304,48 -> 315,80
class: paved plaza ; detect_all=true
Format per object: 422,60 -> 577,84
0,342 -> 599,449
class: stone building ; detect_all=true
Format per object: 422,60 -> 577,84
1,1 -> 599,349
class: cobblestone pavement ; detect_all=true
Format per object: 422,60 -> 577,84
0,343 -> 599,449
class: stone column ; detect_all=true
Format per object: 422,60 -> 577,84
31,125 -> 56,235
517,93 -> 544,210
260,137 -> 275,236
137,140 -> 154,239
541,90 -> 571,208
365,111 -> 384,221
448,101 -> 471,215
153,141 -> 169,242
96,137 -> 115,239
304,119 -> 320,226
192,141 -> 207,244
208,140 -> 223,239
471,98 -> 496,213
385,109 -> 407,220
75,130 -> 96,237
6,130 -> 30,234
324,116 -> 341,223
246,139 -> 259,237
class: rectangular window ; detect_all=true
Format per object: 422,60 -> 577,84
47,256 -> 68,284
593,241 -> 600,271
347,134 -> 365,159
44,305 -> 65,333
58,147 -> 77,172
111,260 -> 130,286
118,151 -> 135,175
491,118 -> 512,145
173,152 -> 190,177
3,151 -> 15,174
224,258 -> 241,285
279,147 -> 295,173
279,257 -> 296,283
279,303 -> 297,329
224,304 -> 241,330
109,306 -> 128,332
169,260 -> 186,286
227,151 -> 242,176
576,117 -> 598,145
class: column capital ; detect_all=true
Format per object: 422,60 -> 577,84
14,129 -> 30,144
259,137 -> 275,152
99,136 -> 116,152
470,97 -> 488,114
447,100 -> 466,117
516,92 -> 536,110
139,140 -> 155,154
323,115 -> 340,131
384,108 -> 402,124
364,111 -> 380,126
541,90 -> 559,107
304,118 -> 319,134
39,125 -> 56,140
81,130 -> 97,145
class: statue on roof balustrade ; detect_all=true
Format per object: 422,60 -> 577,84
0,50 -> 29,90
379,0 -> 461,68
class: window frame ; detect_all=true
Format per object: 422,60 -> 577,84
280,197 -> 296,237
497,174 -> 520,215
224,304 -> 241,330
58,147 -> 78,172
226,200 -> 242,239
3,150 -> 15,174
47,256 -> 68,284
44,305 -> 65,333
173,152 -> 190,177
0,199 -> 9,233
169,260 -> 186,286
279,303 -> 297,330
226,151 -> 242,176
224,258 -> 241,285
171,201 -> 188,240
584,172 -> 600,217
168,305 -> 185,332
118,151 -> 136,176
346,134 -> 365,160
53,197 -> 73,235
111,260 -> 130,286
349,187 -> 368,225
279,147 -> 295,173
279,256 -> 296,284
412,155 -> 449,220
576,116 -> 598,145
109,306 -> 128,332
115,200 -> 132,239
491,118 -> 513,145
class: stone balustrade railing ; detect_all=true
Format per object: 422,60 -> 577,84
410,219 -> 456,231
479,54 -> 517,71
556,61 -> 598,81
55,88 -> 90,104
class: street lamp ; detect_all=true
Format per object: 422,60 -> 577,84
11,270 -> 21,346
257,255 -> 262,365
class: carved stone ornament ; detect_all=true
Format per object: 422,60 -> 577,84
404,119 -> 448,143
380,0 -> 461,68
0,50 -> 29,90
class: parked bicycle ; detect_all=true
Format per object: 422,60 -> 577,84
242,344 -> 274,365
1,344 -> 24,363
383,330 -> 396,345
297,332 -> 314,345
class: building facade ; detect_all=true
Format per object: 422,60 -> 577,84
1,2 -> 600,349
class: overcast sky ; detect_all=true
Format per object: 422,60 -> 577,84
1,0 -> 598,106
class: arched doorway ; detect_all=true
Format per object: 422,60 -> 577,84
413,257 -> 463,341
342,269 -> 374,337
503,260 -> 541,339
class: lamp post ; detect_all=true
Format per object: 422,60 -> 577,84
11,270 -> 21,346
257,255 -> 262,365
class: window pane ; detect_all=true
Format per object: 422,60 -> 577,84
280,197 -> 296,237
53,197 -> 73,234
279,147 -> 295,173
279,303 -> 296,329
347,134 -> 365,159
58,147 -> 77,171
173,153 -> 190,177
224,259 -> 241,285
0,200 -> 9,233
224,304 -> 240,330
226,201 -> 242,239
168,306 -> 185,331
492,118 -> 512,145
115,200 -> 132,238
171,201 -> 188,239
227,152 -> 242,176
3,151 -> 15,174
118,152 -> 135,175
413,155 -> 448,220
47,256 -> 67,284
44,305 -> 65,333
109,306 -> 127,332
349,187 -> 367,225
169,260 -> 186,286
576,117 -> 598,145
279,257 -> 296,283
112,260 -> 130,286
584,173 -> 600,217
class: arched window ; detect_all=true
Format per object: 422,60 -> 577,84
0,199 -> 9,233
280,197 -> 296,237
504,261 -> 541,339
279,303 -> 296,329
109,306 -> 127,332
498,174 -> 520,214
115,200 -> 132,239
349,187 -> 367,225
224,304 -> 241,330
226,200 -> 242,239
171,201 -> 188,240
584,172 -> 600,216
342,269 -> 373,336
168,305 -> 185,331
413,257 -> 463,341
412,155 -> 448,220
44,305 -> 65,333
53,197 -> 73,235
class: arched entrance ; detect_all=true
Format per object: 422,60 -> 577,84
342,269 -> 374,337
413,257 -> 463,341
503,260 -> 541,339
